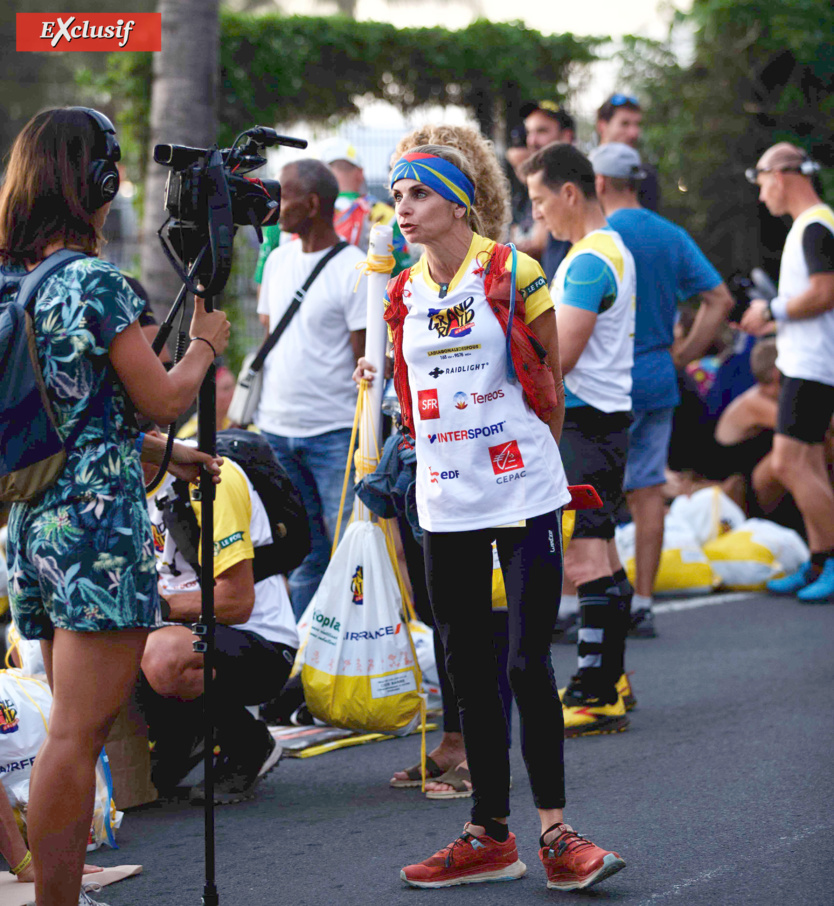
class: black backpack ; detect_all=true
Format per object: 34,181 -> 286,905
160,428 -> 311,582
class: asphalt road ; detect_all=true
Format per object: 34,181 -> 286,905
90,591 -> 834,906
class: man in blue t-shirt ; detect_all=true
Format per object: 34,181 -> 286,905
590,143 -> 734,634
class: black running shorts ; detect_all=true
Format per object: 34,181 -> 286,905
776,376 -> 834,445
559,406 -> 631,540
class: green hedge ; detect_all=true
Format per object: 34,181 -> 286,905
93,13 -> 600,176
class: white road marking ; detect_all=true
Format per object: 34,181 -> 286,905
653,592 -> 756,614
633,823 -> 832,904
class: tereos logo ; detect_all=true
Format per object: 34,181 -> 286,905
453,392 -> 468,410
351,566 -> 364,605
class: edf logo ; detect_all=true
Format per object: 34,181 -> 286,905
417,389 -> 440,420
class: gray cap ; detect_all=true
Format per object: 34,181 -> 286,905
590,142 -> 646,180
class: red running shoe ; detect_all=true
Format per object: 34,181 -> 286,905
400,825 -> 527,888
539,823 -> 625,890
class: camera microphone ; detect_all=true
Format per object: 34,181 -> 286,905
246,127 -> 307,150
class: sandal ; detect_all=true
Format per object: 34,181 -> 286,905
424,763 -> 472,799
390,755 -> 445,788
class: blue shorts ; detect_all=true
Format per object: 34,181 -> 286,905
7,493 -> 159,640
624,407 -> 675,492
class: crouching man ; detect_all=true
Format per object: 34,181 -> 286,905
141,450 -> 299,804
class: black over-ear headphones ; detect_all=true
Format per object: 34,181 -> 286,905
72,107 -> 121,212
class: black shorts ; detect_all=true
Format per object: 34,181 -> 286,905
559,406 -> 631,540
776,376 -> 834,445
213,625 -> 296,705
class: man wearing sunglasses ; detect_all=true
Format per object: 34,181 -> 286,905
596,94 -> 659,212
740,142 -> 834,602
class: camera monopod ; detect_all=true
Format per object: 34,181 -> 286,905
149,127 -> 306,906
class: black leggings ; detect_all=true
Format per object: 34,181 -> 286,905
423,510 -> 566,823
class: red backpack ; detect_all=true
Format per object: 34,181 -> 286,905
384,243 -> 560,436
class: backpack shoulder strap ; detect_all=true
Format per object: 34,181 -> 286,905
15,251 -> 88,313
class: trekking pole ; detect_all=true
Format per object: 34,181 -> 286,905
194,292 -> 219,906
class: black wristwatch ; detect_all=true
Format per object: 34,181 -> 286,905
762,300 -> 774,322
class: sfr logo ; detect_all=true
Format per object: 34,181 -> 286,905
417,389 -> 440,420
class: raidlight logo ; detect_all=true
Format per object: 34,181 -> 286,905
429,466 -> 460,483
417,389 -> 440,420
428,421 -> 506,444
489,440 -> 525,475
16,13 -> 161,52
429,367 -> 444,379
351,566 -> 364,605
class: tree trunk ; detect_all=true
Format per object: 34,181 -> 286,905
141,0 -> 219,323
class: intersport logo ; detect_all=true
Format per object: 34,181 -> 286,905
17,13 -> 162,52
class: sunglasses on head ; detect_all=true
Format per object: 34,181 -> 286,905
745,159 -> 820,185
609,93 -> 639,107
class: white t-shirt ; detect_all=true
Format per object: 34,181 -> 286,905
255,239 -> 368,437
147,460 -> 299,650
551,228 -> 635,413
775,203 -> 834,386
400,234 -> 571,532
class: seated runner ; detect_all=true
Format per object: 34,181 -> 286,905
141,450 -> 298,804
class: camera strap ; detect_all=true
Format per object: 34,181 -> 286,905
249,240 -> 348,374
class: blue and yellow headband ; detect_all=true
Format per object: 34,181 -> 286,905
390,152 -> 475,214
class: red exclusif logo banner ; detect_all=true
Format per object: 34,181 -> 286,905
16,13 -> 161,52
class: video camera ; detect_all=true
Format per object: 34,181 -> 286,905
153,126 -> 306,296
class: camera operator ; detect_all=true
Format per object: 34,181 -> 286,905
0,107 -> 228,906
141,447 -> 298,804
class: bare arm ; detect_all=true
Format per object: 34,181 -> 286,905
672,283 -> 734,368
349,329 -> 367,365
528,308 -> 566,443
109,298 -> 230,425
555,304 -> 597,376
163,557 -> 256,625
715,387 -> 777,445
260,312 -> 270,338
741,273 -> 834,336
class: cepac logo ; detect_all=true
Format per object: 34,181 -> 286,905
428,421 -> 506,445
427,297 -> 475,339
453,392 -> 468,410
0,700 -> 19,735
351,566 -> 364,605
417,389 -> 440,420
489,440 -> 525,475
16,13 -> 162,51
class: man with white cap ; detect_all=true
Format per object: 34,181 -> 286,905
318,137 -> 411,271
740,142 -> 834,602
591,142 -> 733,634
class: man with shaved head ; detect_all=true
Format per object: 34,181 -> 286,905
741,142 -> 834,601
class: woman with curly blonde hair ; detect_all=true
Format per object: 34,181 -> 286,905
356,136 -> 625,892
392,124 -> 511,243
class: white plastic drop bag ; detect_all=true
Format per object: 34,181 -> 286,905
301,521 -> 423,735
